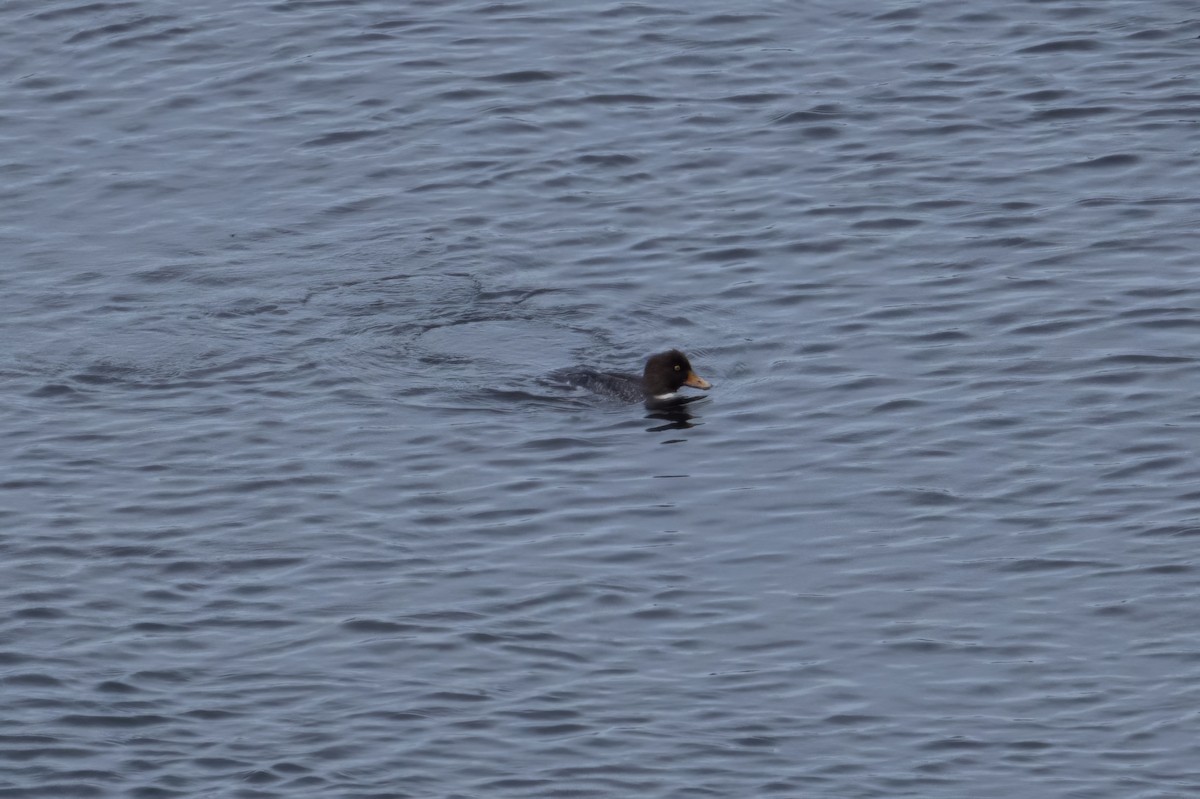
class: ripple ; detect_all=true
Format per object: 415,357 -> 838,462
5,1 -> 1200,797
1018,38 -> 1102,54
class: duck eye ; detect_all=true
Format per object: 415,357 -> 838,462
674,364 -> 681,371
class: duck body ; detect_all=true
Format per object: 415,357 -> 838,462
566,349 -> 712,403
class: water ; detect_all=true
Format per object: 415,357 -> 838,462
4,1 -> 1200,796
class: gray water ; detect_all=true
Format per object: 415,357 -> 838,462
4,1 -> 1200,796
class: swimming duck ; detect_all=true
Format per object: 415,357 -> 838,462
565,349 -> 712,403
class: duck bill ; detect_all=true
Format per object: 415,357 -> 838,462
683,371 -> 712,390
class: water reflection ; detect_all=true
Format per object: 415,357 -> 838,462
644,396 -> 704,433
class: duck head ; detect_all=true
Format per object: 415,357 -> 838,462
642,349 -> 712,398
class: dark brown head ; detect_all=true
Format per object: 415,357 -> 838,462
642,349 -> 712,398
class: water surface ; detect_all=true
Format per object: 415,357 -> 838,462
4,1 -> 1200,796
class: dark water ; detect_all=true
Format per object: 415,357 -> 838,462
4,1 -> 1200,796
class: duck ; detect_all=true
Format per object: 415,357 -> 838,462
564,349 -> 712,403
